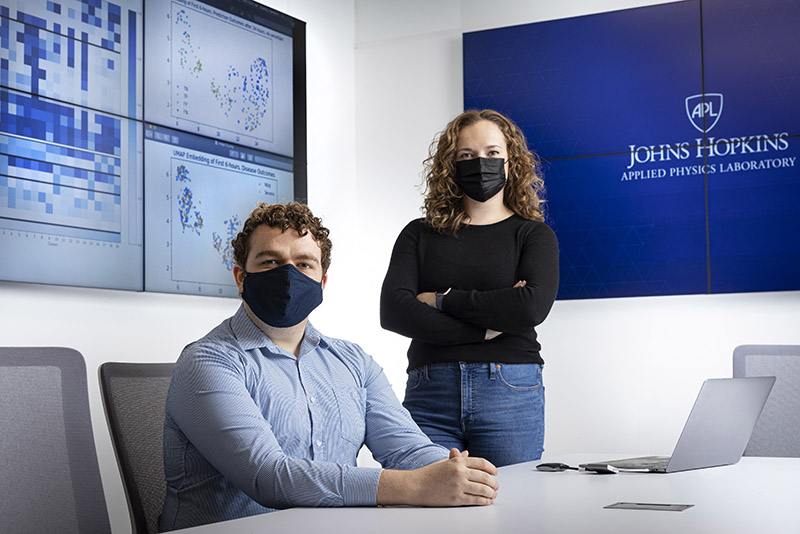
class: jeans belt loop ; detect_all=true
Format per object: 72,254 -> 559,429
489,362 -> 497,380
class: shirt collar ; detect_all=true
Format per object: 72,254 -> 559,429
230,304 -> 324,356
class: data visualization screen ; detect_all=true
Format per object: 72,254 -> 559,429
144,0 -> 294,156
144,123 -> 294,297
1,0 -> 305,295
1,0 -> 144,290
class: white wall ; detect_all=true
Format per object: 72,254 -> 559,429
1,1 -> 797,532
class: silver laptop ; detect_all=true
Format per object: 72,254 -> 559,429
581,377 -> 775,473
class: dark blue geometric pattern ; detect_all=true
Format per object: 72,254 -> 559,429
464,0 -> 800,299
702,0 -> 800,293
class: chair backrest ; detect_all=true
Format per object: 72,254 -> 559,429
99,362 -> 175,534
733,344 -> 800,457
0,347 -> 111,533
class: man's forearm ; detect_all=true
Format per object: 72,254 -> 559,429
376,469 -> 421,506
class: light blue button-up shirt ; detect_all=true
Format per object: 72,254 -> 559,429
160,305 -> 447,531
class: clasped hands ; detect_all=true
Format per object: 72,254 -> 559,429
377,448 -> 499,507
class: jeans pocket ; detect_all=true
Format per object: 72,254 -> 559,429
335,387 -> 366,446
496,364 -> 542,392
405,368 -> 424,391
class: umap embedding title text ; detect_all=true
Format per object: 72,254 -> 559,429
622,93 -> 795,180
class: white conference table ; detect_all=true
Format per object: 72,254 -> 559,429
177,453 -> 800,533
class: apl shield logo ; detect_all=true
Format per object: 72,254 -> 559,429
686,93 -> 723,133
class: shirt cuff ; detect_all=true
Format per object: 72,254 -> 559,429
435,287 -> 451,311
342,466 -> 383,506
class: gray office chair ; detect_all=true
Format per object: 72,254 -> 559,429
733,344 -> 800,457
99,362 -> 175,534
0,347 -> 111,533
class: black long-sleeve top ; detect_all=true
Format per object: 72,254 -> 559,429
380,215 -> 559,371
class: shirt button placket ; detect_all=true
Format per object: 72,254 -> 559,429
299,361 -> 322,459
309,393 -> 322,458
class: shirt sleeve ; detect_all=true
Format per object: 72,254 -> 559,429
441,223 -> 560,333
167,344 -> 382,509
380,220 -> 486,345
356,346 -> 449,468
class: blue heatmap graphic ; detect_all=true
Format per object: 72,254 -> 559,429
1,0 -> 137,243
1,0 -> 143,290
1,91 -> 122,240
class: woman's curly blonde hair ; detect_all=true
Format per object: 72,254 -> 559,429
422,109 -> 545,235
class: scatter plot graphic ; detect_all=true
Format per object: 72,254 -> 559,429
174,164 -> 203,235
241,58 -> 269,132
176,165 -> 190,182
170,4 -> 274,142
144,124 -> 294,297
211,215 -> 240,271
174,9 -> 203,77
210,66 -> 240,116
210,58 -> 270,132
167,156 -> 278,291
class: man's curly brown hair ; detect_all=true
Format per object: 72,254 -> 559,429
422,109 -> 545,235
232,202 -> 332,273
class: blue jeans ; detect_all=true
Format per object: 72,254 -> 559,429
403,362 -> 545,467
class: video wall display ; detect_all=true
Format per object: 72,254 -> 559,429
463,0 -> 800,299
1,0 -> 306,295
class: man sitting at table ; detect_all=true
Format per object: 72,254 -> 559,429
160,202 -> 499,531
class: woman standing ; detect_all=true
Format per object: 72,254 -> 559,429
380,109 -> 559,467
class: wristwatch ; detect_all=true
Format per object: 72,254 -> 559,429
435,287 -> 451,310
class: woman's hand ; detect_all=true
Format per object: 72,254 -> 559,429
486,282 -> 526,340
416,292 -> 437,308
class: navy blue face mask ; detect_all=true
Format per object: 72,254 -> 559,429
454,157 -> 506,202
241,263 -> 323,328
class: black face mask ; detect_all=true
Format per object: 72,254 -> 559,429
454,157 -> 506,202
241,263 -> 323,328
